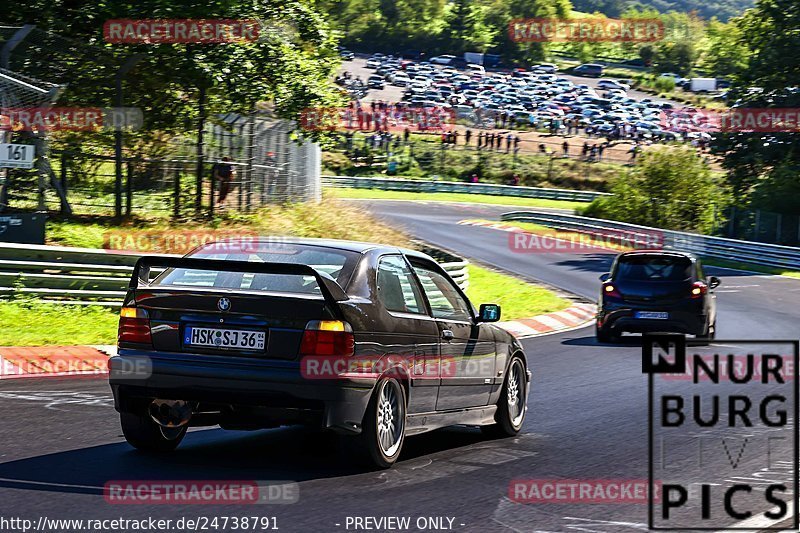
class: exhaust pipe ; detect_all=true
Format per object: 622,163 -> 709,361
149,399 -> 192,428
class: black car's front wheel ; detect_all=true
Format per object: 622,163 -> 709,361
120,411 -> 187,452
360,377 -> 407,469
483,357 -> 527,438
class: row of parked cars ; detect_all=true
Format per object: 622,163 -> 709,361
363,53 -> 705,141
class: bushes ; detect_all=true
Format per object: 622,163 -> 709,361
582,146 -> 728,234
652,76 -> 677,93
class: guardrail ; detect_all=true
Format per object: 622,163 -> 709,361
0,242 -> 469,307
501,211 -> 800,271
322,175 -> 609,203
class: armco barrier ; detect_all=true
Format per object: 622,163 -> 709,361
501,210 -> 800,271
0,242 -> 469,307
322,175 -> 609,203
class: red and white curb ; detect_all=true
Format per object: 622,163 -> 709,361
0,345 -> 114,379
459,219 -> 527,232
497,302 -> 597,339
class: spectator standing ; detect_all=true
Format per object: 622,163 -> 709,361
562,140 -> 569,157
214,156 -> 236,208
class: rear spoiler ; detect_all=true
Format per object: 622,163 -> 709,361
129,256 -> 349,303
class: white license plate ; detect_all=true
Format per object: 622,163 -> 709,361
634,311 -> 669,320
184,327 -> 265,350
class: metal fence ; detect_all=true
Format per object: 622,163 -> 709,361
501,210 -> 800,271
3,115 -> 321,218
323,175 -> 610,203
0,242 -> 469,307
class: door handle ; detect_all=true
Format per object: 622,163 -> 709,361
441,329 -> 454,341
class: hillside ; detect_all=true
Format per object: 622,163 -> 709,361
572,0 -> 754,21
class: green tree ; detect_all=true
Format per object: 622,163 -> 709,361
6,0 -> 343,142
584,146 -> 728,234
710,0 -> 800,214
699,19 -> 749,78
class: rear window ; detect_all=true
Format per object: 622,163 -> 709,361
614,255 -> 692,282
151,242 -> 360,296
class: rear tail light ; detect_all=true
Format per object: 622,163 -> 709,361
690,282 -> 708,299
118,307 -> 152,345
300,320 -> 355,357
602,282 -> 622,300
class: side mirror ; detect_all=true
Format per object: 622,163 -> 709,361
599,273 -> 611,282
708,276 -> 721,289
478,303 -> 501,323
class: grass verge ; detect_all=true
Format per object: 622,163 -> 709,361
465,264 -> 570,320
703,258 -> 800,279
13,200 -> 571,345
0,301 -> 119,346
327,188 -> 585,211
46,197 -> 413,250
0,265 -> 570,345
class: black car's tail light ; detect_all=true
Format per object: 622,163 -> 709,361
602,282 -> 622,299
118,307 -> 153,345
300,320 -> 355,357
690,282 -> 708,299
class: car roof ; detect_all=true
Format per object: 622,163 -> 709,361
196,237 -> 436,260
618,250 -> 697,260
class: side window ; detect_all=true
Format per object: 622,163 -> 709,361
413,266 -> 472,322
377,256 -> 424,314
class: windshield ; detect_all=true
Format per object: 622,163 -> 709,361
152,242 -> 360,295
614,255 -> 693,282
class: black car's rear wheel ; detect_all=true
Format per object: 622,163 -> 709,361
120,411 -> 187,452
595,323 -> 619,343
483,357 -> 527,438
360,377 -> 406,469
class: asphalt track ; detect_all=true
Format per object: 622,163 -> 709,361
1,199 -> 798,532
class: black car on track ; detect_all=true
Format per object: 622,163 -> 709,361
595,250 -> 720,343
109,238 -> 530,468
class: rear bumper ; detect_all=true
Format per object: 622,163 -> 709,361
109,350 -> 376,434
598,308 -> 707,336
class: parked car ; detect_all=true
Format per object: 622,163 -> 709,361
533,63 -> 558,73
573,63 -> 604,78
339,49 -> 355,61
367,75 -> 385,89
430,55 -> 457,65
596,251 -> 719,342
597,79 -> 631,91
110,239 -> 530,468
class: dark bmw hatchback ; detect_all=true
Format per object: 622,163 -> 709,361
595,251 -> 720,342
109,238 -> 529,468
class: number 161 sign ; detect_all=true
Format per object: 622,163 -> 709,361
0,143 -> 35,169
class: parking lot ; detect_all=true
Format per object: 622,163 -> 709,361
333,55 -> 713,165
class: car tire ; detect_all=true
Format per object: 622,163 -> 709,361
482,357 -> 527,438
595,324 -> 618,343
120,411 -> 187,452
360,377 -> 407,469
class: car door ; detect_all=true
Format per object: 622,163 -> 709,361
410,260 -> 496,411
374,255 -> 440,414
